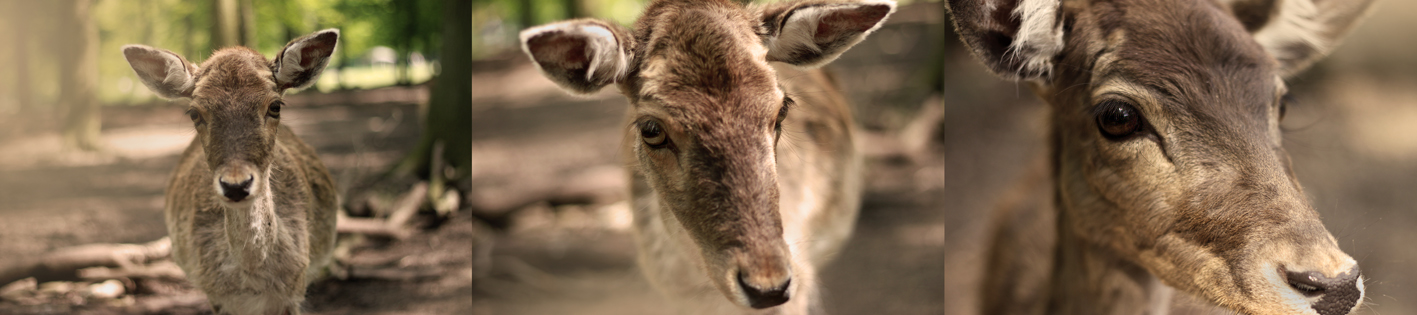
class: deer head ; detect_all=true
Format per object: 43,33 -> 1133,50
123,29 -> 338,207
950,0 -> 1374,314
520,0 -> 892,309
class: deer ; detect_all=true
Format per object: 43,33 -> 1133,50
519,0 -> 894,313
121,29 -> 341,315
947,0 -> 1375,314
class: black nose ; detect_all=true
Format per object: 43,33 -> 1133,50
1287,265 -> 1361,315
737,271 -> 790,309
219,176 -> 253,202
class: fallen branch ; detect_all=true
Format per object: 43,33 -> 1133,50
336,216 -> 412,240
0,237 -> 171,286
347,267 -> 442,281
386,181 -> 429,228
78,260 -> 185,281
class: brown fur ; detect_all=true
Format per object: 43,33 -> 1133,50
124,30 -> 341,315
522,0 -> 893,313
948,0 -> 1375,314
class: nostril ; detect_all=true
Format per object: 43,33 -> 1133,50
218,176 -> 254,202
1286,270 -> 1327,296
1287,265 -> 1363,315
737,271 -> 790,309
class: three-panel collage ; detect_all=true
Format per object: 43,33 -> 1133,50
0,0 -> 1412,314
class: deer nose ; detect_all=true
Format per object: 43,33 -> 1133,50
737,271 -> 790,309
1286,265 -> 1362,315
218,175 -> 254,202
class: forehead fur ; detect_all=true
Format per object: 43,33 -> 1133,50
1081,0 -> 1276,136
192,47 -> 277,100
633,0 -> 780,120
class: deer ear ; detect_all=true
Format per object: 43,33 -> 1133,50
758,0 -> 896,68
274,29 -> 339,90
520,19 -> 634,95
947,0 -> 1065,81
122,45 -> 197,99
1221,0 -> 1375,77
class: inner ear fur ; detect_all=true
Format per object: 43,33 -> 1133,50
122,45 -> 198,99
757,0 -> 897,68
947,0 -> 1066,81
520,19 -> 636,95
1220,0 -> 1376,77
274,29 -> 340,90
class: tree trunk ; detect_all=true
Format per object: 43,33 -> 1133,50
5,1 -> 34,116
517,0 -> 536,28
391,0 -> 471,184
239,0 -> 257,47
561,0 -> 582,19
59,0 -> 101,151
212,0 -> 240,48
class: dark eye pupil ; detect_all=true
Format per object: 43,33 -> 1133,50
640,123 -> 659,138
269,102 -> 282,113
1097,102 -> 1142,138
189,111 -> 199,121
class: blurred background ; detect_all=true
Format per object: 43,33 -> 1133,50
0,0 -> 944,314
943,1 -> 1417,314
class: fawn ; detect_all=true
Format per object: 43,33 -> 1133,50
520,0 -> 894,313
122,29 -> 341,315
948,0 -> 1375,314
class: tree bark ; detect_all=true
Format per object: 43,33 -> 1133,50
212,0 -> 240,48
59,0 -> 101,151
561,0 -> 582,19
238,0 -> 256,47
391,0 -> 471,183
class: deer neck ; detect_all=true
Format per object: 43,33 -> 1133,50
1046,213 -> 1173,315
221,168 -> 285,268
1043,122 -> 1173,315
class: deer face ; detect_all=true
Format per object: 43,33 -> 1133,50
521,0 -> 893,309
123,30 -> 339,206
951,0 -> 1374,313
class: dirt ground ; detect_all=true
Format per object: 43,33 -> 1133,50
941,4 -> 1417,314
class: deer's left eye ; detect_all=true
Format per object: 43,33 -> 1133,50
186,108 -> 204,126
267,101 -> 283,119
640,119 -> 669,148
1279,94 -> 1293,122
1095,100 -> 1144,139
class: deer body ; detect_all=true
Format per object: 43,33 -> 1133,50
521,0 -> 893,313
123,30 -> 342,315
948,0 -> 1376,314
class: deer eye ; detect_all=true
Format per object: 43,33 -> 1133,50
267,101 -> 283,119
639,119 -> 668,148
1279,94 -> 1293,122
186,108 -> 204,126
1095,100 -> 1144,139
775,97 -> 793,136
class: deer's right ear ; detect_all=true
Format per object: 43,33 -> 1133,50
947,0 -> 1065,81
122,45 -> 197,99
520,19 -> 634,94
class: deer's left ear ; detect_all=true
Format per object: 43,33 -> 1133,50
1221,0 -> 1376,77
757,0 -> 896,68
274,29 -> 339,90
